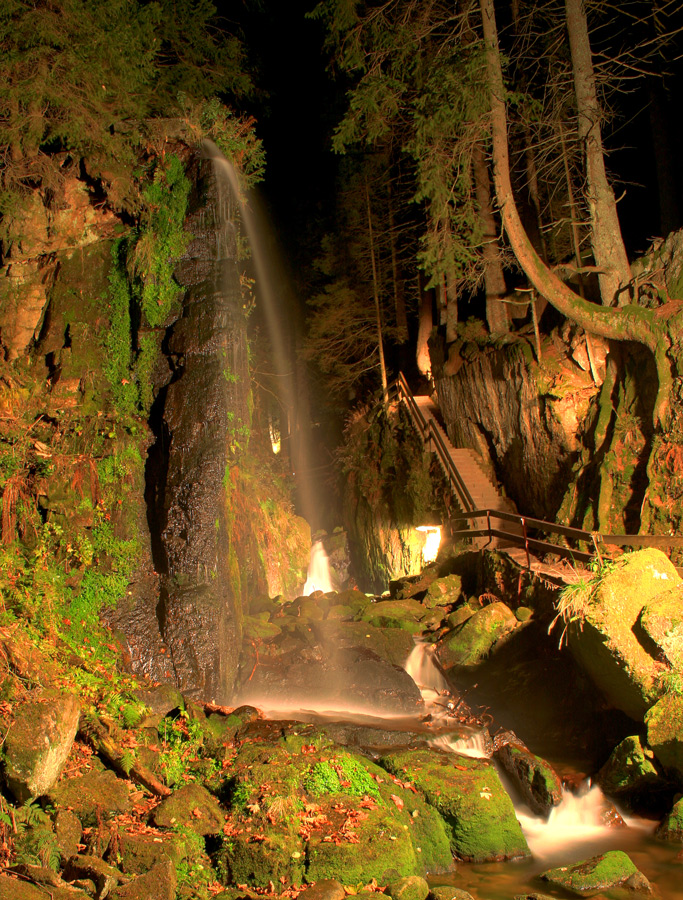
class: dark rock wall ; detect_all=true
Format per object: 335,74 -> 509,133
156,157 -> 249,704
432,336 -> 598,521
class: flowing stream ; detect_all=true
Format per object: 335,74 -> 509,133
403,640 -> 680,898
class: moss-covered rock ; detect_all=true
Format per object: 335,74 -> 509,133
380,749 -> 529,862
429,890 -> 475,900
49,768 -> 133,827
219,730 -> 455,886
539,849 -> 651,894
115,831 -> 187,875
597,735 -> 662,798
638,589 -> 683,667
306,804 -> 417,884
645,693 -> 683,779
656,794 -> 683,841
567,549 -> 680,720
109,857 -> 176,900
313,621 -> 415,668
0,873 -> 89,900
223,826 -> 305,887
4,693 -> 81,802
151,783 -> 225,835
436,602 -> 517,671
53,810 -> 82,863
494,743 -> 562,817
423,575 -> 463,608
386,875 -> 429,900
358,599 -> 429,633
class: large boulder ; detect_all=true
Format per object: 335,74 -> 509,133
218,727 -> 454,887
567,549 -> 681,720
49,767 -> 133,826
597,735 -> 664,802
435,602 -> 517,671
151,783 -> 225,835
4,693 -> 80,802
380,748 -> 529,862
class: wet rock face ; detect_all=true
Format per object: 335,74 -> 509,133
234,646 -> 424,718
432,337 -> 595,521
156,157 -> 249,705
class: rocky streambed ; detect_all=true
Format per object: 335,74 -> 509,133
2,547 -> 683,899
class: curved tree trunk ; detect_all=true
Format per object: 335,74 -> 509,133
565,0 -> 631,306
478,0 -> 674,426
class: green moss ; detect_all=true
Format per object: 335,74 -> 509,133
306,805 -> 417,884
540,850 -> 648,893
380,749 -> 529,863
303,755 -> 381,801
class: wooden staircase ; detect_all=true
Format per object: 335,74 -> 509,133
394,378 -> 520,548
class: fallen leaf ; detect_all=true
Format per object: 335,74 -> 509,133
390,794 -> 404,810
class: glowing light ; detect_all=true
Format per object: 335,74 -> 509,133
269,416 -> 281,455
417,525 -> 441,563
303,540 -> 334,594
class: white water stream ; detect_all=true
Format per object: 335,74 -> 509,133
403,639 -> 648,860
303,540 -> 335,595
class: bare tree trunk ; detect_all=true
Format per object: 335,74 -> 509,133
387,177 -> 409,343
366,183 -> 388,394
565,0 -> 631,306
472,141 -> 510,335
416,272 -> 433,380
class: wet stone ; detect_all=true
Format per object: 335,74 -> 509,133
297,880 -> 346,900
540,850 -> 652,894
387,875 -> 430,900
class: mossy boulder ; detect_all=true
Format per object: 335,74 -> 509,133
358,599 -> 428,633
380,749 -> 529,862
436,602 -> 517,671
386,875 -> 429,900
53,810 -> 83,862
306,803 -> 417,884
49,768 -> 133,827
645,693 -> 683,779
567,549 -> 680,720
223,825 -> 305,887
313,621 -> 415,667
494,743 -> 563,817
109,857 -> 176,900
298,881 -> 346,900
0,873 -> 89,900
597,735 -> 662,798
3,693 -> 81,802
539,849 -> 651,894
423,575 -> 463,608
656,794 -> 683,841
220,730 -> 454,885
116,831 -> 187,875
151,783 -> 225,835
429,889 -> 475,900
638,589 -> 683,666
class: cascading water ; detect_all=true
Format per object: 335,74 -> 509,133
402,638 -> 653,871
303,540 -> 335,594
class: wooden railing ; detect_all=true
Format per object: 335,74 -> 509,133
389,373 -> 477,513
389,374 -> 683,572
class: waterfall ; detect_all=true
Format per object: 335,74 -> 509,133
303,540 -> 335,594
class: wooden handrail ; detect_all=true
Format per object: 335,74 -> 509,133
389,374 -> 683,569
392,373 -> 477,513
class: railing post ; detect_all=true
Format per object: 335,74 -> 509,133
486,509 -> 492,548
521,516 -> 530,570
